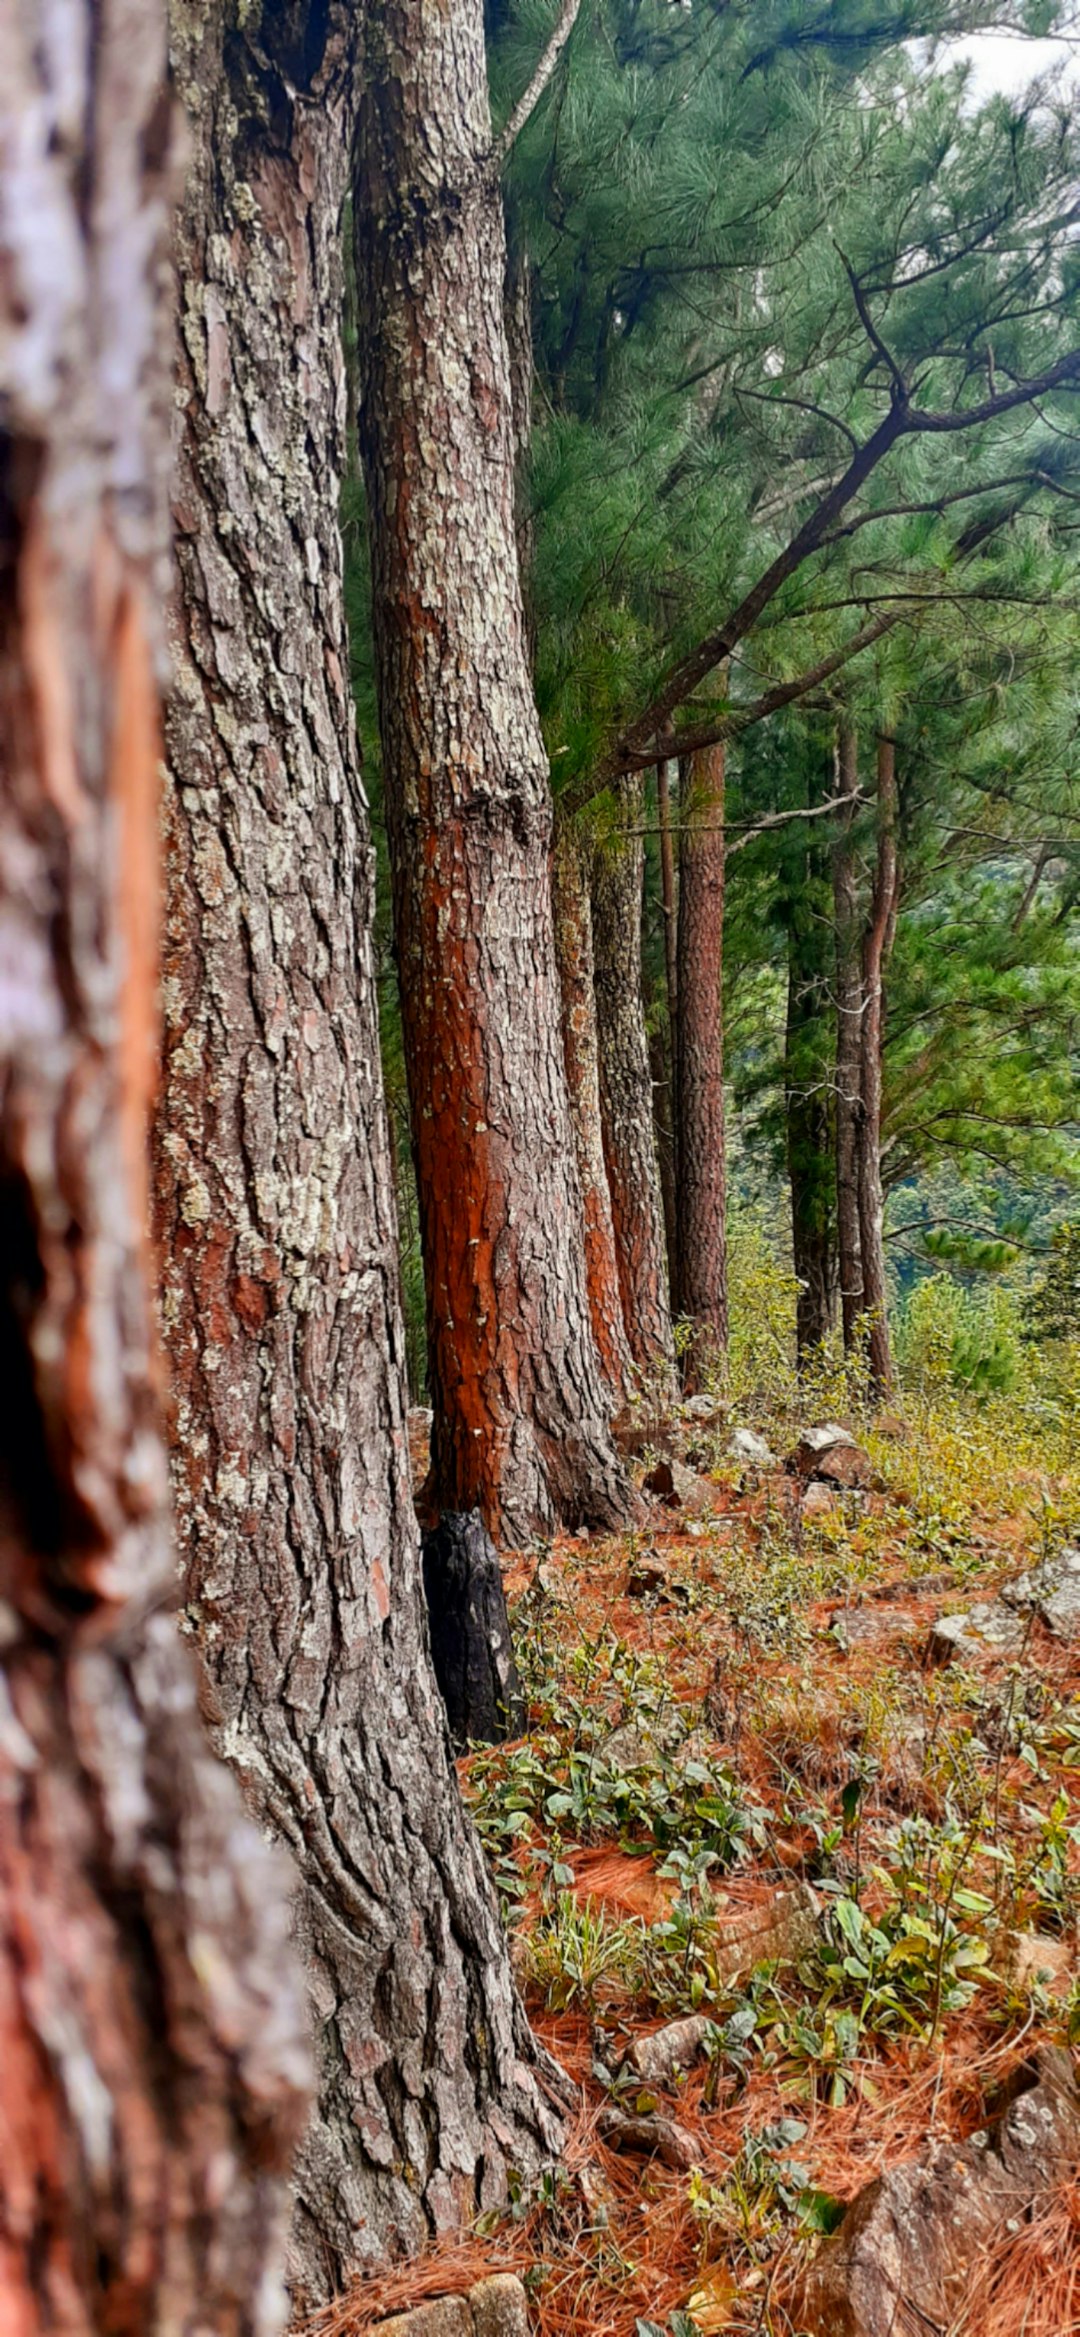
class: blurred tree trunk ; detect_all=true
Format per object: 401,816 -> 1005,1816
552,822 -> 635,1399
159,1 -> 566,2298
832,723 -> 864,1355
592,775 -> 676,1385
856,736 -> 900,1397
354,0 -> 629,1545
0,9 -> 310,2330
673,744 -> 728,1384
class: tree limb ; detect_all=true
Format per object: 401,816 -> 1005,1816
563,606 -> 904,807
588,351 -> 1080,788
492,0 -> 582,171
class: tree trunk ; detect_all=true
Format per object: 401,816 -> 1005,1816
552,821 -> 635,1399
160,4 -> 566,2297
657,758 -> 680,1075
649,1020 -> 680,1308
592,775 -> 676,1385
354,0 -> 630,1548
673,745 -> 728,1384
832,723 -> 864,1356
856,736 -> 900,1398
0,11 -> 310,2330
653,759 -> 680,1286
785,830 -> 835,1361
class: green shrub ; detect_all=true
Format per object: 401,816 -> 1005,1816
895,1274 -> 1026,1397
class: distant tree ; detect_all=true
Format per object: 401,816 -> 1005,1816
494,0 -> 1080,1378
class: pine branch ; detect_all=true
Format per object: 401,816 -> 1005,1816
584,351 -> 1080,793
564,608 -> 904,805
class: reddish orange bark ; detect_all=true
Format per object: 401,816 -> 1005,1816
674,744 -> 728,1382
553,821 -> 635,1398
354,0 -> 630,1543
0,9 -> 309,2329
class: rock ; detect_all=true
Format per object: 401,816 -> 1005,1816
788,1425 -> 871,1488
714,1884 -> 820,1984
374,2276 -> 530,2337
625,1554 -> 669,1599
598,2107 -> 699,2169
625,2013 -> 713,2086
925,1603 -> 1026,1667
729,1427 -> 777,1469
422,1511 -> 526,1749
643,1457 -> 713,1516
469,2274 -> 530,2337
1001,1547 -> 1080,1641
683,1392 -> 723,1424
802,2049 -> 1080,2337
603,1715 -> 682,1771
802,1481 -> 840,1518
996,1930 -> 1073,1996
535,1557 -> 570,1604
374,2303 -> 473,2337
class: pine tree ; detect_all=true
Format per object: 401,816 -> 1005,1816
353,0 -> 632,1546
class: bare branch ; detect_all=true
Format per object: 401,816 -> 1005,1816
492,0 -> 582,171
836,243 -> 908,402
725,790 -> 868,857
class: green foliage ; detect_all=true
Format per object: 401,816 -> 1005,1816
896,1273 -> 1028,1395
467,1630 -> 770,1924
1026,1219 -> 1080,1342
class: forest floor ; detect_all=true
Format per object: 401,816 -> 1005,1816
335,1390 -> 1080,2337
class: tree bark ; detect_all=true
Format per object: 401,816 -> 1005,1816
592,775 -> 676,1385
785,826 -> 836,1360
657,758 -> 680,1073
856,736 -> 900,1398
832,723 -> 864,1356
653,759 -> 680,1286
552,820 -> 635,1399
353,0 -> 630,1547
673,745 -> 728,1383
160,4 -> 566,2297
0,10 -> 310,2330
649,1019 -> 680,1311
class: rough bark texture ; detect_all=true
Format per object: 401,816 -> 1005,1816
652,760 -> 680,1286
592,774 -> 676,1385
674,745 -> 728,1384
785,831 -> 835,1360
649,1019 -> 679,1311
422,1513 -> 526,1750
832,724 -> 864,1356
0,10 -> 311,2329
354,0 -> 629,1547
856,737 -> 899,1397
657,759 -> 680,1070
552,820 -> 635,1398
159,3 -> 566,2296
